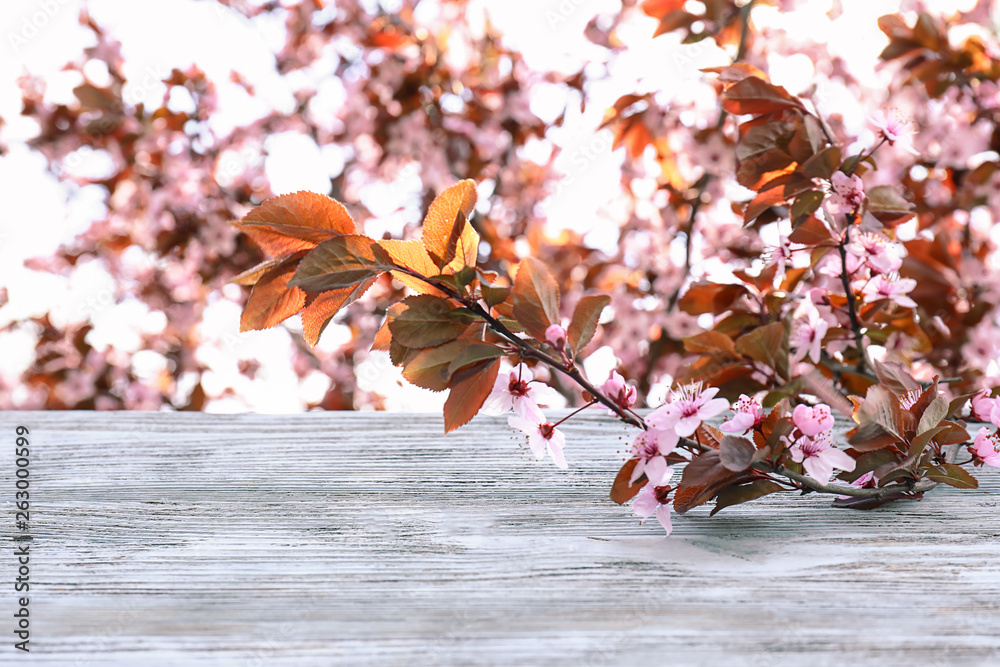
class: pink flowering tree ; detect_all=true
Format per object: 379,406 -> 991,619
5,2 -> 1000,535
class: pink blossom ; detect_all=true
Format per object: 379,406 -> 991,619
545,323 -> 567,351
972,427 -> 1000,468
629,429 -> 680,485
792,403 -> 835,436
846,232 -> 903,274
870,109 -> 919,154
720,394 -> 764,433
836,470 -> 878,499
828,172 -> 865,215
861,274 -> 918,309
789,431 -> 857,484
601,370 -> 637,411
508,415 -> 568,469
790,304 -> 830,365
970,390 -> 999,423
632,480 -> 674,535
482,364 -> 560,421
647,382 -> 730,437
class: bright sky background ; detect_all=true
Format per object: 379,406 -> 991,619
0,0 -> 986,411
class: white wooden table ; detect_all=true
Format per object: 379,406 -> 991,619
1,411 -> 998,665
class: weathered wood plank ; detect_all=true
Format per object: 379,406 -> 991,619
1,411 -> 998,665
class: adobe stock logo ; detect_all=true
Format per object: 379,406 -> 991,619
7,0 -> 75,53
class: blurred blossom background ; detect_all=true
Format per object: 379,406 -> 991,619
1,0 -> 998,413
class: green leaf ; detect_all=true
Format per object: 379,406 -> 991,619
290,235 -> 394,292
387,295 -> 469,349
710,479 -> 786,516
512,257 -> 561,341
923,463 -> 978,489
567,294 -> 611,355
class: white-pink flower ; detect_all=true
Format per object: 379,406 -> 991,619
970,390 -> 1000,424
973,427 -> 1000,467
789,430 -> 857,484
481,364 -> 561,421
862,274 -> 918,309
836,470 -> 879,499
601,370 -> 637,411
828,172 -> 865,215
870,109 -> 919,155
508,415 -> 568,469
647,382 -> 730,437
790,304 -> 830,365
545,323 -> 567,351
846,231 -> 903,274
793,403 -> 835,436
632,478 -> 674,536
720,394 -> 764,433
629,429 -> 680,485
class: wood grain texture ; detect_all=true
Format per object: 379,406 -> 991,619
1,410 -> 998,666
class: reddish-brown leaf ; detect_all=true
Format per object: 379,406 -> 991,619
300,277 -> 378,346
239,257 -> 306,332
443,359 -> 500,434
673,450 -> 741,514
610,459 -> 647,505
290,235 -> 394,293
377,239 -> 445,295
232,191 -> 356,257
512,257 -> 561,341
567,294 -> 611,354
422,180 -> 478,269
678,281 -> 749,316
388,294 -> 469,349
402,339 -> 476,391
721,77 -> 805,116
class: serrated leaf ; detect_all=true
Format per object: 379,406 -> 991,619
683,331 -> 738,359
232,191 -> 356,257
674,450 -> 741,514
710,479 -> 785,516
422,180 -> 478,269
402,339 -> 477,391
735,322 -> 789,381
610,459 -> 647,505
301,277 -> 377,346
377,239 -> 445,296
512,257 -> 561,341
290,235 -> 394,292
239,256 -> 306,332
567,294 -> 610,354
388,295 -> 469,348
443,359 -> 500,434
480,279 -> 511,308
721,77 -> 805,116
678,281 -> 749,316
230,255 -> 296,286
923,463 -> 978,489
448,343 -> 505,376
